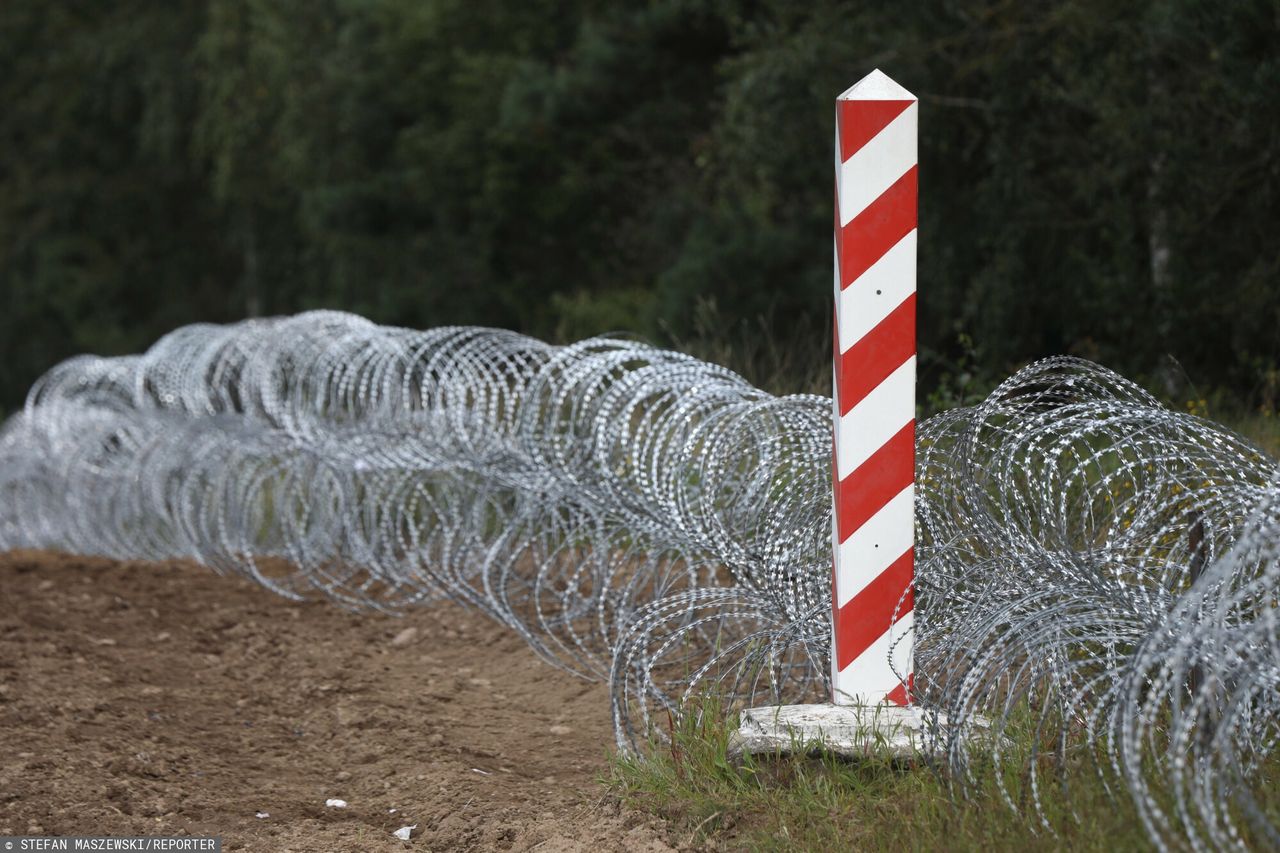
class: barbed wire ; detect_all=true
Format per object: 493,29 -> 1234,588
1,310 -> 1277,849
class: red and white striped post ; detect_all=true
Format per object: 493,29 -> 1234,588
731,69 -> 925,755
831,69 -> 916,707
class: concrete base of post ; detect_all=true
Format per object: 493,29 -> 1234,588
728,703 -> 969,760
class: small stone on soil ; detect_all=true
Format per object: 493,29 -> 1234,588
390,627 -> 418,647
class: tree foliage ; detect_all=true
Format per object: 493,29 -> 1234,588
2,0 -> 1278,411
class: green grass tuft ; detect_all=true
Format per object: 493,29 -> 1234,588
604,700 -> 1160,852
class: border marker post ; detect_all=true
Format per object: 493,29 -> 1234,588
731,68 -> 924,758
831,68 -> 917,707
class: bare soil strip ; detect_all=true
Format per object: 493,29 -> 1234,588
0,551 -> 674,852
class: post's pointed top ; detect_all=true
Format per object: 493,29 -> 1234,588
838,69 -> 916,102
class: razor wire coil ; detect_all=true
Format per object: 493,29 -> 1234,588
2,310 -> 1279,850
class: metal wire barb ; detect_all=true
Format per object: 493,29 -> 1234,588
1,310 -> 1277,850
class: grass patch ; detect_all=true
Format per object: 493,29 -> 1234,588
605,703 -> 1158,852
1219,410 -> 1280,457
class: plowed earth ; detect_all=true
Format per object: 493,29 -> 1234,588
0,551 -> 674,852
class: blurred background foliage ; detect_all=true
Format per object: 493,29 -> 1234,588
2,0 -> 1278,416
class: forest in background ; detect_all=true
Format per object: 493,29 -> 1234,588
1,0 -> 1278,414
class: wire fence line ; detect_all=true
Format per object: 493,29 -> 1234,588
1,310 -> 1277,849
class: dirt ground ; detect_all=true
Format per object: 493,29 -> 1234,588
0,550 -> 676,852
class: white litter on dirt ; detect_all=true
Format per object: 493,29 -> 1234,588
390,627 -> 418,647
324,798 -> 348,808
